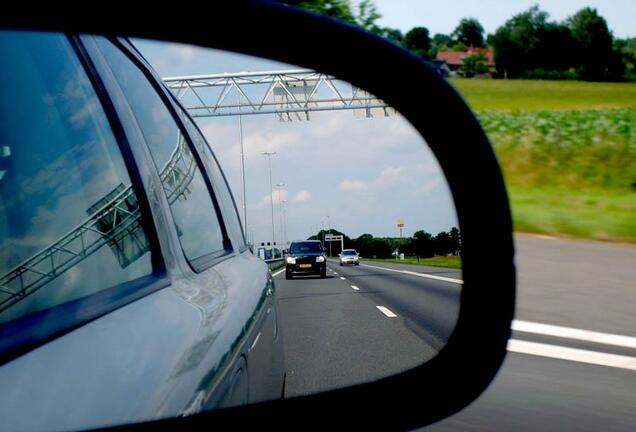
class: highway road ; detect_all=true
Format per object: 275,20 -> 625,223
276,259 -> 461,396
429,234 -> 636,431
274,235 -> 636,431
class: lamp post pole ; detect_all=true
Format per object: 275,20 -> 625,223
261,152 -> 277,255
237,94 -> 247,239
321,220 -> 325,248
275,183 -> 285,249
327,215 -> 331,257
281,199 -> 288,249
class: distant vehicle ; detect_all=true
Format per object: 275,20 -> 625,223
339,249 -> 360,266
285,240 -> 327,279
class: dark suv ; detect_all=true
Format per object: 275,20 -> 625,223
0,32 -> 284,431
285,240 -> 327,279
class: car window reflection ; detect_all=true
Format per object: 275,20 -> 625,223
92,37 -> 227,262
0,32 -> 152,323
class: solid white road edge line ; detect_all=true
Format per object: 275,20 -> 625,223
273,268 -> 636,361
271,268 -> 286,277
513,320 -> 636,350
508,339 -> 636,371
376,306 -> 397,318
360,263 -> 463,284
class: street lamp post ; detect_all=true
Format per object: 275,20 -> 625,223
327,215 -> 331,257
261,151 -> 277,255
321,220 -> 325,248
275,183 -> 285,249
281,199 -> 288,249
237,94 -> 247,239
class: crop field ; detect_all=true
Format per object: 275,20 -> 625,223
478,109 -> 636,191
450,79 -> 636,243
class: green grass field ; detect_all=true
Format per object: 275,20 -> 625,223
509,187 -> 636,243
451,79 -> 636,112
449,79 -> 636,243
364,256 -> 462,269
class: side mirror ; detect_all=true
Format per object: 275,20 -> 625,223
1,4 -> 514,431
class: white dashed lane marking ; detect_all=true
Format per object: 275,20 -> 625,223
360,263 -> 462,284
376,306 -> 397,318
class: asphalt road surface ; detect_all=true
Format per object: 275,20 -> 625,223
429,234 -> 636,431
274,234 -> 636,431
276,259 -> 462,397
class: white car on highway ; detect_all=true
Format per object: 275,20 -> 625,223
339,249 -> 360,266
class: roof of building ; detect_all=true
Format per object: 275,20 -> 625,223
436,47 -> 495,67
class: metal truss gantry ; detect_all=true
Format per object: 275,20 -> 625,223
163,69 -> 393,121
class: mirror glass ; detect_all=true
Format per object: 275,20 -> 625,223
135,39 -> 462,397
0,32 -> 462,431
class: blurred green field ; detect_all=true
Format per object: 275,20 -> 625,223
452,79 -> 636,112
364,256 -> 462,269
509,187 -> 636,243
449,79 -> 636,243
478,109 -> 636,191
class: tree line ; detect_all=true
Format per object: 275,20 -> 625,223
308,227 -> 461,259
281,0 -> 636,82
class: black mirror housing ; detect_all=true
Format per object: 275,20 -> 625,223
1,2 -> 515,430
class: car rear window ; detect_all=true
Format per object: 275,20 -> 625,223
92,37 -> 228,265
290,242 -> 323,254
174,105 -> 247,250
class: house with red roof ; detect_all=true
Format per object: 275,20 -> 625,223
436,46 -> 496,77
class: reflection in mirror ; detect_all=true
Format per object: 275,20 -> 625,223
136,39 -> 462,398
0,32 -> 153,324
0,30 -> 463,432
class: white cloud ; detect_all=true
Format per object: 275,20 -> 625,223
257,189 -> 289,208
293,190 -> 312,203
201,122 -> 239,146
379,166 -> 405,178
338,180 -> 368,192
412,177 -> 443,196
374,166 -> 406,188
244,130 -> 299,156
154,43 -> 197,71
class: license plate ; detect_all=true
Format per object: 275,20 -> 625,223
299,264 -> 312,268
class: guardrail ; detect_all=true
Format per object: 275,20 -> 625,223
264,257 -> 285,271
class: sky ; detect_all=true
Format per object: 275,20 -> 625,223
374,0 -> 635,39
134,40 -> 457,246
